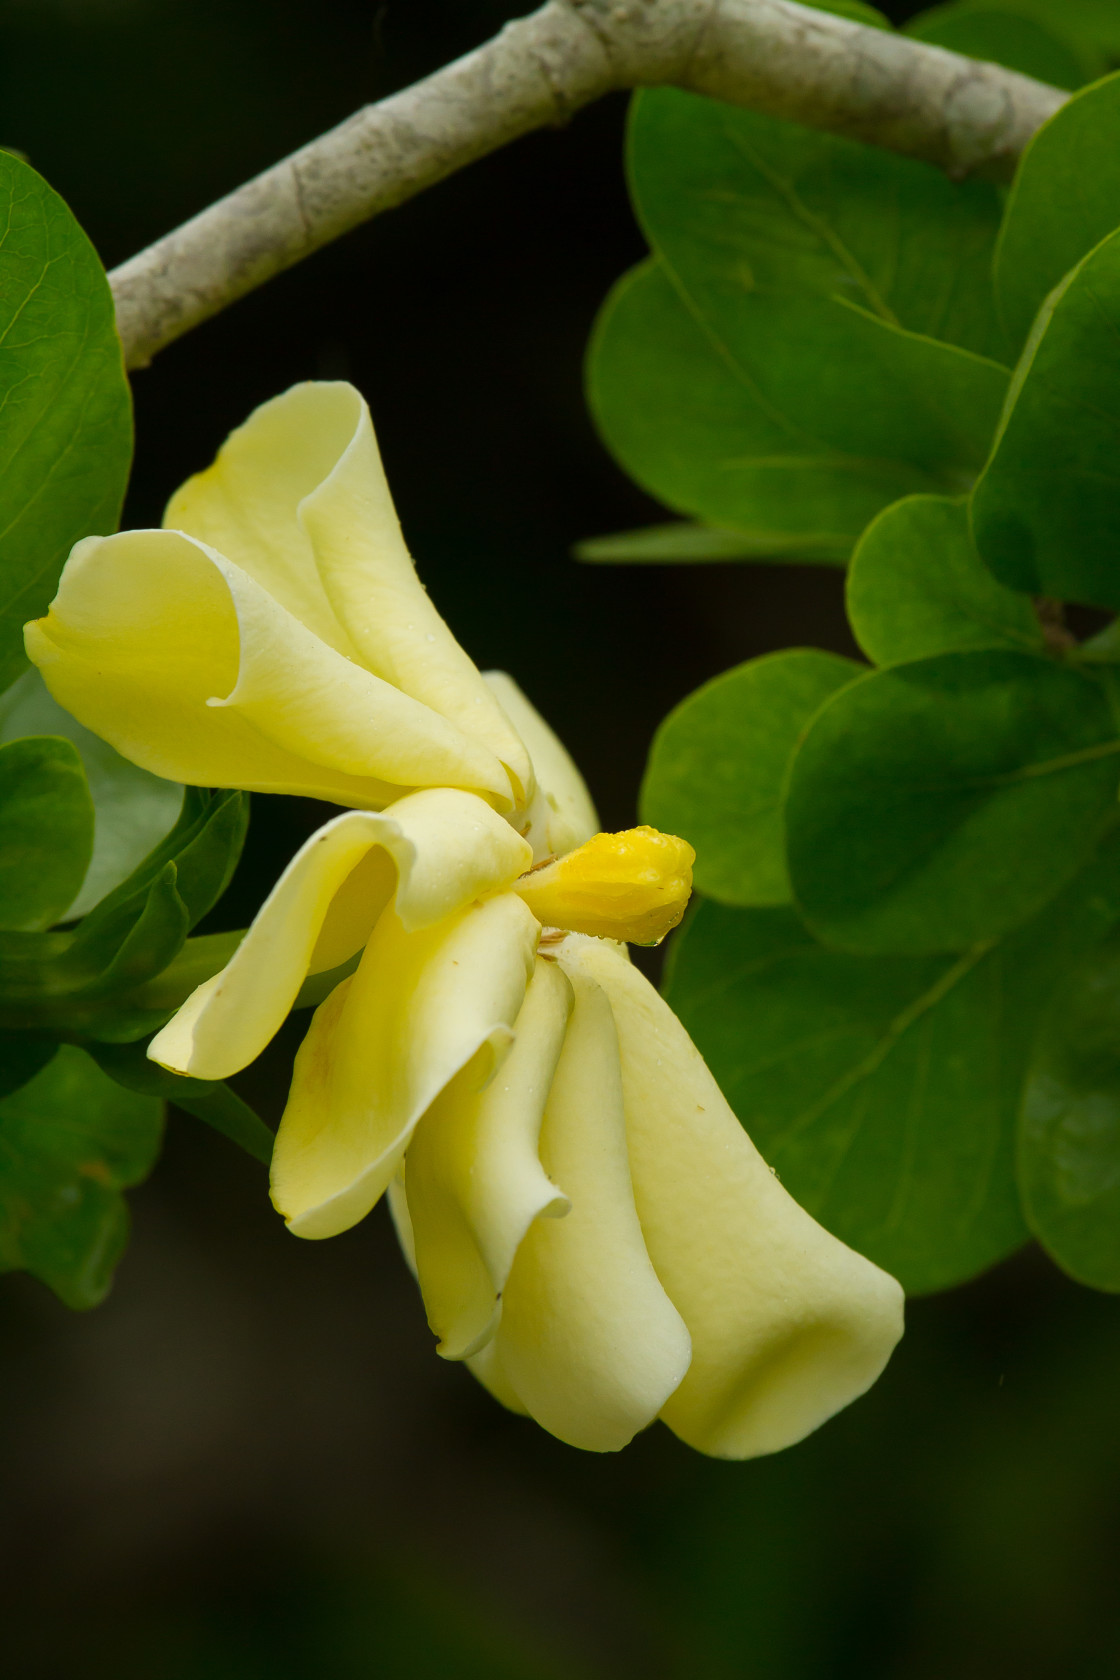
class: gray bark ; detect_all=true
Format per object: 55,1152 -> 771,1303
109,0 -> 1066,369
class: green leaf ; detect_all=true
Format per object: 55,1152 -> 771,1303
69,786 -> 248,982
0,1033 -> 59,1099
993,0 -> 1120,72
628,87 -> 1009,361
587,94 -> 1010,558
641,649 -> 861,904
994,74 -> 1120,352
907,3 -> 1092,90
0,790 -> 243,1042
972,225 -> 1120,610
846,494 -> 1044,666
90,1040 -> 274,1168
588,260 -> 982,563
124,928 -> 244,1013
0,153 -> 132,693
665,904 -> 1022,1290
588,261 -> 879,560
785,650 -> 1120,953
0,735 -> 93,931
663,831 -> 1120,1291
0,669 -> 183,919
0,1044 -> 162,1308
811,0 -> 889,24
294,950 -> 362,1010
1019,932 -> 1120,1289
573,522 -> 828,563
162,787 -> 249,926
78,862 -> 190,999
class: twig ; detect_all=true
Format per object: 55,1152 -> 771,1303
109,0 -> 1066,369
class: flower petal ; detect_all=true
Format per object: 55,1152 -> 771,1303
466,1337 -> 531,1418
404,956 -> 572,1360
564,936 -> 905,1460
389,1167 -> 534,1416
482,961 -> 691,1452
164,382 -> 363,657
293,388 -> 535,805
169,382 -> 534,805
26,529 -> 515,808
484,671 -> 599,860
149,792 -> 531,1081
271,892 -> 540,1240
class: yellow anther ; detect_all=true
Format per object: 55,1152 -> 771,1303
514,825 -> 694,946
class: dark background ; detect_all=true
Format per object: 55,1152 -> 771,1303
1,2 -> 1119,1674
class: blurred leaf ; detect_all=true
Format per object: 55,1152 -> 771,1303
0,927 -> 75,1009
907,3 -> 1092,88
664,833 -> 1120,1290
574,522 -> 831,563
0,735 -> 93,931
0,668 -> 183,919
1079,616 -> 1120,663
813,0 -> 890,23
973,224 -> 1120,609
294,950 -> 360,1010
998,0 -> 1120,69
785,650 -> 1120,953
847,494 -> 1044,665
91,1039 -> 274,1167
0,1043 -> 162,1309
0,1033 -> 59,1099
1020,933 -> 1120,1289
994,74 -> 1120,352
641,650 -> 861,905
0,152 -> 132,693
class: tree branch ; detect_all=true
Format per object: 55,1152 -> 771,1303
109,0 -> 1066,370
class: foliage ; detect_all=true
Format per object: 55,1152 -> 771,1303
0,151 -> 263,1308
4,0 -> 1120,1315
0,151 -> 133,695
586,5 -> 1120,1293
0,1045 -> 163,1308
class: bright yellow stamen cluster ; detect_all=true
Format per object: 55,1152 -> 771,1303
514,825 -> 695,946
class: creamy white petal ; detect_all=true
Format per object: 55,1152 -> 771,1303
148,792 -> 532,1081
564,936 -> 905,1460
466,1336 -> 531,1417
404,957 -> 572,1360
483,961 -> 691,1452
165,382 -> 363,657
26,530 -> 515,807
389,1170 -> 532,1413
26,532 -> 390,804
271,892 -> 540,1240
387,1170 -> 418,1275
295,389 -> 534,804
484,670 -> 600,860
216,555 -> 514,805
169,381 -> 533,804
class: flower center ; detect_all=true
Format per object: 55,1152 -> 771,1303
514,825 -> 694,946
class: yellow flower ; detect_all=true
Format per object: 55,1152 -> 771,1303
25,383 -> 535,817
25,381 -> 904,1457
145,779 -> 902,1457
